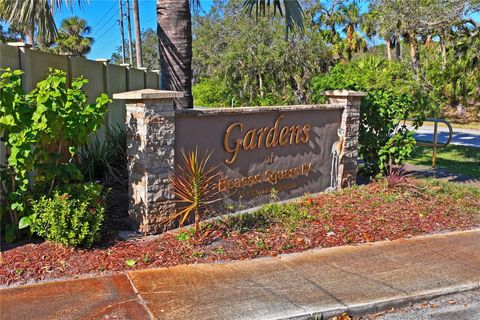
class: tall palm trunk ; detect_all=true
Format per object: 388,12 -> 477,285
26,16 -> 35,46
157,0 -> 193,109
133,0 -> 143,68
394,35 -> 402,60
386,39 -> 393,61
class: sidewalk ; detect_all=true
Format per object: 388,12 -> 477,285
1,230 -> 479,320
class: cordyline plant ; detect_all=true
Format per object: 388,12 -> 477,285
385,154 -> 407,188
169,148 -> 221,235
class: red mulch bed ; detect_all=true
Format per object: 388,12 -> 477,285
1,178 -> 479,287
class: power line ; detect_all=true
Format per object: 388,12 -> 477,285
92,7 -> 120,36
92,2 -> 116,29
95,21 -> 118,42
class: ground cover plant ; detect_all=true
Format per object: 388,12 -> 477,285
1,177 -> 479,286
408,145 -> 480,178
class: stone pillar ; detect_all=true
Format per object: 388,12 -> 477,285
113,89 -> 183,234
325,90 -> 367,188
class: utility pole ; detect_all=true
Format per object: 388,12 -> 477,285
132,0 -> 143,68
119,0 -> 126,64
125,0 -> 134,66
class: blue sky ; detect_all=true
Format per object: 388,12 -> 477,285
8,0 -> 480,60
55,0 -> 215,60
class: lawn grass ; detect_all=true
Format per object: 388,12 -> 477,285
444,120 -> 480,130
408,145 -> 480,178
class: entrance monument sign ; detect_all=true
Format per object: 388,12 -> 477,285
113,89 -> 366,233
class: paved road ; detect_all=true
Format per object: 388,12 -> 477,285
411,125 -> 480,148
365,289 -> 480,320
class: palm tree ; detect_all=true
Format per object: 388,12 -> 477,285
55,16 -> 93,57
340,2 -> 366,61
157,0 -> 303,109
0,0 -> 80,46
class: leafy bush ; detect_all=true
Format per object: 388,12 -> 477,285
193,78 -> 232,107
21,183 -> 105,247
312,57 -> 429,176
0,68 -> 110,242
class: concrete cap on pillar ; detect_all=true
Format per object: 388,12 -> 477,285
7,42 -> 32,48
323,90 -> 367,97
113,88 -> 184,100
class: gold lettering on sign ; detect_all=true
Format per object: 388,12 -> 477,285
223,114 -> 311,164
218,163 -> 312,192
224,122 -> 243,164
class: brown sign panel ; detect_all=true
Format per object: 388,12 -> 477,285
175,106 -> 343,211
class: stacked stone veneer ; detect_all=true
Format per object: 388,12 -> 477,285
325,90 -> 367,188
113,89 -> 183,233
114,89 -> 366,234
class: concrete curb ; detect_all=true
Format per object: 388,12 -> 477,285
277,284 -> 480,320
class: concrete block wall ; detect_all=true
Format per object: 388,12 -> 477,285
0,42 -> 160,168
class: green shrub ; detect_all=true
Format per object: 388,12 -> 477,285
22,183 -> 105,247
193,78 -> 232,107
0,68 -> 110,242
312,56 -> 429,176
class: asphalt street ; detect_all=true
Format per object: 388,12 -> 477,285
412,125 -> 480,148
364,289 -> 480,320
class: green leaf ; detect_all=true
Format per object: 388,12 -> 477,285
18,216 -> 31,229
125,259 -> 137,267
175,232 -> 191,242
11,202 -> 24,211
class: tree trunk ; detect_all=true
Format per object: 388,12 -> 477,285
133,0 -> 143,68
26,16 -> 35,46
386,39 -> 393,61
477,47 -> 480,99
439,35 -> 446,69
157,0 -> 193,109
258,73 -> 264,99
407,32 -> 419,77
395,35 -> 402,60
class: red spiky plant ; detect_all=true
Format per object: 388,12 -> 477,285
169,148 -> 220,235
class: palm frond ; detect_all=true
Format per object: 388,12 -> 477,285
242,0 -> 304,35
0,0 -> 82,43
